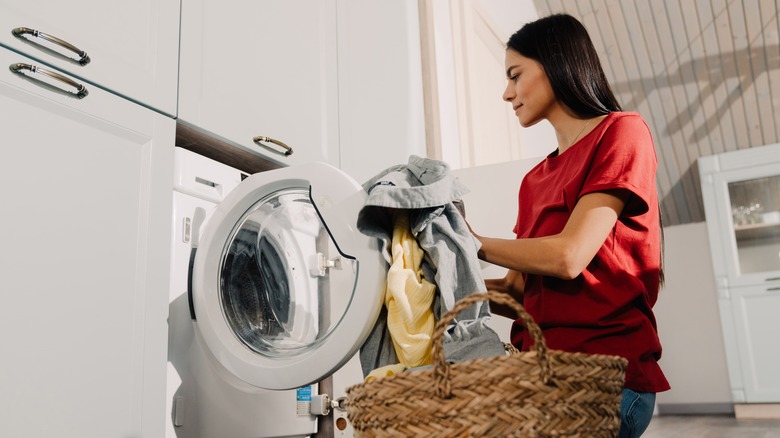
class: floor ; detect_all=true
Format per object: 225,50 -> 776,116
644,415 -> 780,437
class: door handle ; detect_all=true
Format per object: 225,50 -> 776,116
9,63 -> 88,99
12,27 -> 91,65
253,135 -> 294,157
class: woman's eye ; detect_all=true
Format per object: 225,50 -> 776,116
510,75 -> 519,82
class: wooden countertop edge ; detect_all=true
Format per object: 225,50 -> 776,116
175,122 -> 284,174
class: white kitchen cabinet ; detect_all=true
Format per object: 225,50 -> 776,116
0,0 -> 180,115
699,142 -> 780,404
178,0 -> 340,168
334,0 -> 427,183
699,143 -> 780,288
727,283 -> 780,402
178,0 -> 425,182
0,47 -> 173,437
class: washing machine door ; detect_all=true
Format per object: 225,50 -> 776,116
191,162 -> 385,390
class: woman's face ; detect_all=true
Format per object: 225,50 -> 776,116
503,49 -> 558,127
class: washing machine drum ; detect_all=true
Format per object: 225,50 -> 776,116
221,211 -> 302,355
191,163 -> 385,390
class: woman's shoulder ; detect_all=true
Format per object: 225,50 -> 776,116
602,111 -> 650,132
593,112 -> 653,148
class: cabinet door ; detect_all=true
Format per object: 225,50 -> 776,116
700,144 -> 780,287
0,0 -> 180,115
178,0 -> 339,168
730,283 -> 780,402
0,48 -> 173,438
335,0 -> 426,183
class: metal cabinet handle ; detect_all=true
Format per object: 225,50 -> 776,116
12,27 -> 91,66
253,135 -> 294,157
9,63 -> 88,98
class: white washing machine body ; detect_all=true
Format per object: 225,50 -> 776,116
167,148 -> 384,437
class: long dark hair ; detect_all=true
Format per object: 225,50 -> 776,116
506,13 -> 621,118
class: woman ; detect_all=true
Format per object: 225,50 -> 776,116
471,13 -> 670,437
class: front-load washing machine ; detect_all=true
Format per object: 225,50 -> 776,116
167,147 -> 385,437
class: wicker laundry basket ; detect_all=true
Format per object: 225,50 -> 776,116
346,291 -> 628,437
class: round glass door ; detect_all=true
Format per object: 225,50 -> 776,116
190,162 -> 385,390
220,188 -> 353,358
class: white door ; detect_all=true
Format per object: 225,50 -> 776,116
190,162 -> 386,390
0,0 -> 180,115
730,283 -> 780,402
0,47 -> 173,438
178,0 -> 340,167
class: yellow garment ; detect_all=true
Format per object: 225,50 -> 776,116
365,364 -> 407,382
384,210 -> 436,368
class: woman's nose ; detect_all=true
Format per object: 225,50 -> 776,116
502,82 -> 514,102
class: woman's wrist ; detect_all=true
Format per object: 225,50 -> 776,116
475,235 -> 487,260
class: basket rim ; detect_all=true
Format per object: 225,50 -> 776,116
346,347 -> 628,394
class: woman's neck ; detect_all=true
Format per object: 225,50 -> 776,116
554,114 -> 608,154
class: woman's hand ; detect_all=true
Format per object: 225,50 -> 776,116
485,270 -> 525,319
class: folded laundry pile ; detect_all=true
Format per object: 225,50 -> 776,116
357,155 -> 505,379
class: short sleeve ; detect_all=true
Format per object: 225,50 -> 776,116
580,115 -> 657,217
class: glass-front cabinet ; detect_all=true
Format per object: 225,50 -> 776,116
699,142 -> 780,404
700,146 -> 780,288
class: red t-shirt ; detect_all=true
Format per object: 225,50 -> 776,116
511,112 -> 670,393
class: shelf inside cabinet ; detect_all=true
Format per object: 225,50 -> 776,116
734,221 -> 780,242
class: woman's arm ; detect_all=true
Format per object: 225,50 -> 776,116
477,190 -> 629,279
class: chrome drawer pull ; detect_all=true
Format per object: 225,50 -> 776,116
12,27 -> 91,66
253,135 -> 293,157
9,63 -> 88,99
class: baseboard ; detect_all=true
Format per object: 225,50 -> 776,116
657,403 -> 735,415
734,404 -> 780,419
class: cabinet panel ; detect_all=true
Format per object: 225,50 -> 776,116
731,284 -> 780,402
0,0 -> 180,115
335,0 -> 426,183
178,0 -> 340,167
0,48 -> 172,437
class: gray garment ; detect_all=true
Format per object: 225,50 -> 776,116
357,155 -> 505,377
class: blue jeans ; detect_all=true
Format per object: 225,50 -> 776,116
619,389 -> 656,438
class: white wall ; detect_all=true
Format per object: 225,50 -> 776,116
475,0 -> 555,160
478,0 -> 539,35
432,0 -> 555,169
453,157 -> 544,341
654,222 -> 732,410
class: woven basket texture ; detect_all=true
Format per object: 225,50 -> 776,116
346,291 -> 628,437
